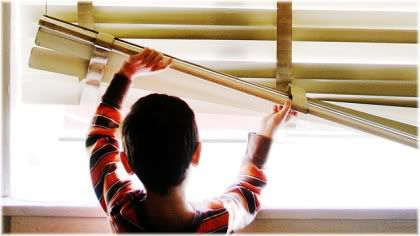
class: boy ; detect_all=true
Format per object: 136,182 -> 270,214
86,48 -> 295,233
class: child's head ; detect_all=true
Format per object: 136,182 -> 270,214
122,93 -> 200,195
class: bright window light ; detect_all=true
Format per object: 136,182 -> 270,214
10,101 -> 420,209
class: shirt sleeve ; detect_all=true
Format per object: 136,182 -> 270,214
220,132 -> 272,233
85,73 -> 135,213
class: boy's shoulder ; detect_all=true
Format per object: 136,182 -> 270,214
109,191 -> 230,233
191,197 -> 224,211
190,199 -> 230,232
190,200 -> 229,233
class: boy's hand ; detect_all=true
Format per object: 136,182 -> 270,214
118,48 -> 173,80
257,99 -> 297,138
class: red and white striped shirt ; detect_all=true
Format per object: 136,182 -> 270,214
86,74 -> 272,233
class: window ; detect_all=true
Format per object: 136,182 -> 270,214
7,1 -> 420,211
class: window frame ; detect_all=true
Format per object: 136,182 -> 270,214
2,2 -> 419,228
2,198 -> 417,220
1,1 -> 12,198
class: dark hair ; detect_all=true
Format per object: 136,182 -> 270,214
122,93 -> 199,195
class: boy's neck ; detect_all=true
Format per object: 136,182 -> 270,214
144,186 -> 196,231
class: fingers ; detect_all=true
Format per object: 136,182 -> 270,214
120,48 -> 173,78
151,58 -> 173,71
274,103 -> 298,116
130,48 -> 151,62
280,100 -> 292,113
146,53 -> 162,68
128,48 -> 159,66
130,48 -> 171,67
272,100 -> 292,123
278,100 -> 299,123
271,105 -> 277,114
142,50 -> 158,65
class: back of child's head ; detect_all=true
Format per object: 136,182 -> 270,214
122,93 -> 199,195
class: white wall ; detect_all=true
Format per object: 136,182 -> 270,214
3,216 -> 417,233
2,206 -> 417,233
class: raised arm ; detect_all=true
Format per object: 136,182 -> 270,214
220,100 -> 296,233
85,48 -> 171,212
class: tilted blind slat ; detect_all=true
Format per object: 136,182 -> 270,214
22,4 -> 417,43
292,79 -> 417,97
24,5 -> 416,28
308,94 -> 418,108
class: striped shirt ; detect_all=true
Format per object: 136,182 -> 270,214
86,73 -> 272,233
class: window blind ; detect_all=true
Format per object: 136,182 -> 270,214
22,1 -> 418,146
25,2 -> 417,103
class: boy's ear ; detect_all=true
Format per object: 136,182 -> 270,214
191,142 -> 201,167
120,151 -> 134,175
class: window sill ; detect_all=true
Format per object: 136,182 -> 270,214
2,197 -> 416,220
